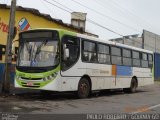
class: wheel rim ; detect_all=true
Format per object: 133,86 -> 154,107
79,83 -> 88,95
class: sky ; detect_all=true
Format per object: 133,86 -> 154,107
1,0 -> 160,40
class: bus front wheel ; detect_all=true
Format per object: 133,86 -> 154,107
77,78 -> 90,99
124,78 -> 138,93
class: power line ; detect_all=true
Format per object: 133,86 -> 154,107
113,0 -> 160,33
51,0 -> 74,12
40,0 -> 57,18
97,0 -> 158,34
87,19 -> 123,37
94,1 -> 145,31
43,0 -> 71,13
111,0 -> 149,24
43,0 -> 123,37
42,0 -> 158,50
71,0 -> 141,33
109,1 -> 154,28
50,0 -> 123,36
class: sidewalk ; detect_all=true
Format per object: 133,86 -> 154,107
0,83 -> 40,96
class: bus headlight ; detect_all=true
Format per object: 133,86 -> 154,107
43,73 -> 57,81
47,76 -> 53,80
43,77 -> 48,81
51,73 -> 57,77
43,76 -> 52,81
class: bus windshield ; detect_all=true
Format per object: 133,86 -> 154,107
17,39 -> 59,67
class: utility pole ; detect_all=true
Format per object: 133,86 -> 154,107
2,0 -> 16,95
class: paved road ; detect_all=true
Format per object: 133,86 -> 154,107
0,82 -> 160,115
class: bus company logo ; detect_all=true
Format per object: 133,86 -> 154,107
18,17 -> 31,32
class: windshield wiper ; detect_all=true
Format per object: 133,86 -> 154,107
25,42 -> 32,61
33,40 -> 48,61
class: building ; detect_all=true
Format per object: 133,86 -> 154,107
0,4 -> 98,84
110,30 -> 160,52
110,34 -> 142,48
143,30 -> 160,53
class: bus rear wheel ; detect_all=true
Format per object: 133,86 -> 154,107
77,78 -> 90,99
124,78 -> 137,93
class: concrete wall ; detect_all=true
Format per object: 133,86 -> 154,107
110,37 -> 143,48
143,30 -> 160,53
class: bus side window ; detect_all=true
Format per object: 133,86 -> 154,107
148,54 -> 153,68
82,40 -> 97,63
61,35 -> 80,71
132,51 -> 141,67
122,49 -> 132,66
98,44 -> 110,64
141,53 -> 149,68
111,46 -> 122,65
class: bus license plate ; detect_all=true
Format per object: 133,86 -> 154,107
27,82 -> 33,86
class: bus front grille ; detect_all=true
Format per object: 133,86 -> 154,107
21,77 -> 42,80
21,82 -> 40,88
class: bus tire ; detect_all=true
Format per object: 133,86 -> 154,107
124,78 -> 137,93
77,78 -> 90,99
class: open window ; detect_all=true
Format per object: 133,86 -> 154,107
61,35 -> 80,71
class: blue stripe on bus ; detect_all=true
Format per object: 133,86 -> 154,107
116,65 -> 132,76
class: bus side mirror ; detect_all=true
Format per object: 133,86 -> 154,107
63,44 -> 69,61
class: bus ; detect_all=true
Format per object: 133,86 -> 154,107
14,28 -> 154,98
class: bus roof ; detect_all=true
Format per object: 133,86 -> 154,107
77,33 -> 153,54
22,28 -> 153,54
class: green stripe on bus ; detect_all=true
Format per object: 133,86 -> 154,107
16,65 -> 60,88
